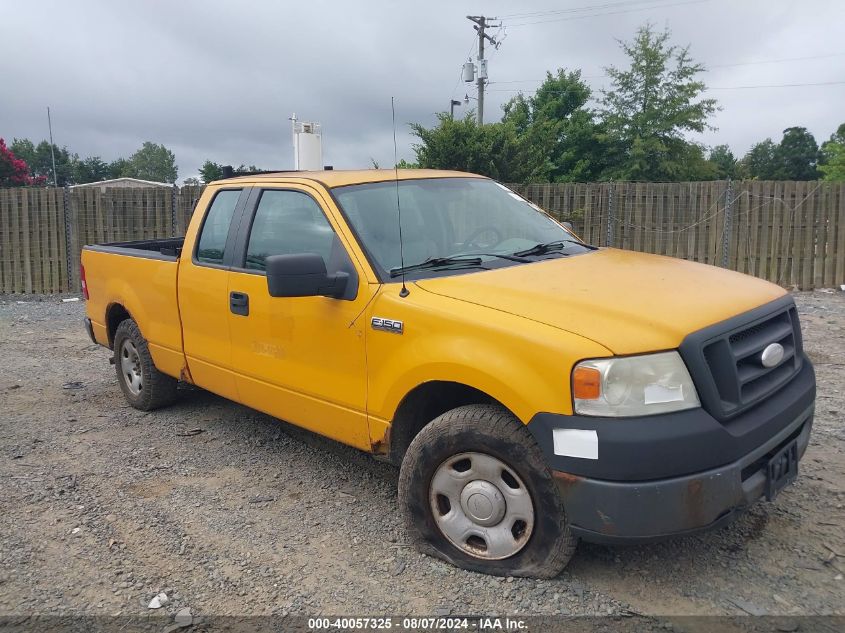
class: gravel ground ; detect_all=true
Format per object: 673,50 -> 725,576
0,291 -> 843,620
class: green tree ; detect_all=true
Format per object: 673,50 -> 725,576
708,144 -> 738,179
198,161 -> 265,182
828,123 -> 845,145
108,157 -> 132,179
600,24 -> 719,181
8,138 -> 35,166
819,143 -> 845,180
233,164 -> 263,173
10,138 -> 78,185
126,142 -> 178,183
775,127 -> 818,180
740,139 -> 779,179
502,69 -> 607,182
199,160 -> 224,182
410,113 -> 540,182
742,129 -> 821,180
72,156 -> 110,183
819,123 -> 845,181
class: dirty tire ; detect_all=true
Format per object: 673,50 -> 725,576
113,319 -> 178,411
398,404 -> 578,578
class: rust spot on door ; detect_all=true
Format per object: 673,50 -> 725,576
370,426 -> 390,456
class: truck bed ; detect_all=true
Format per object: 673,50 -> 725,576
83,237 -> 184,260
81,238 -> 185,376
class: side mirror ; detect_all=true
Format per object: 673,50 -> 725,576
562,221 -> 574,232
265,253 -> 349,299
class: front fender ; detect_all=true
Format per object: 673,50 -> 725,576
366,286 -> 610,425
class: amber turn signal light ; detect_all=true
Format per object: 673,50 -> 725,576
573,366 -> 601,400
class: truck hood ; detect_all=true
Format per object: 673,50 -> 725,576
414,248 -> 786,355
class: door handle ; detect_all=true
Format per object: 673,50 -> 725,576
230,291 -> 249,316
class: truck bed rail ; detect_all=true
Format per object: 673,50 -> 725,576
83,237 -> 184,261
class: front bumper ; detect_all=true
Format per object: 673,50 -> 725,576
527,359 -> 815,543
557,407 -> 811,542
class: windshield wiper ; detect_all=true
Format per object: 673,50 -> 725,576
512,239 -> 597,258
390,256 -> 483,277
389,252 -> 531,277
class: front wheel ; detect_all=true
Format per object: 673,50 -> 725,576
398,404 -> 577,578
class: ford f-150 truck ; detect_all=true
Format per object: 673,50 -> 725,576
82,169 -> 815,578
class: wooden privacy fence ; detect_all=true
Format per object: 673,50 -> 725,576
0,185 -> 204,293
0,180 -> 843,293
508,180 -> 845,291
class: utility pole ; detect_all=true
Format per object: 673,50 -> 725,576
466,15 -> 500,125
47,107 -> 58,186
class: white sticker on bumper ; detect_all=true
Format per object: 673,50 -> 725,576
553,429 -> 598,460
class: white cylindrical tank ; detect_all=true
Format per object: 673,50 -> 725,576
292,118 -> 323,171
462,61 -> 476,82
296,132 -> 322,171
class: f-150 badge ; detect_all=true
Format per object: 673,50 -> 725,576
371,317 -> 403,334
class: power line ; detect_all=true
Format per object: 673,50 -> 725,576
487,51 -> 845,88
709,52 -> 845,68
486,79 -> 845,93
706,80 -> 845,90
498,0 -> 658,20
504,0 -> 708,27
490,74 -> 606,84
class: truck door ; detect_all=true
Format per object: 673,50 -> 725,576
226,185 -> 374,449
178,187 -> 252,402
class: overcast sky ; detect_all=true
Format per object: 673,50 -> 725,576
2,0 -> 844,182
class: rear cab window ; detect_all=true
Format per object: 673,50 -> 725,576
196,189 -> 242,265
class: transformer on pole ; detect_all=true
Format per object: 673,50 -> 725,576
464,16 -> 501,125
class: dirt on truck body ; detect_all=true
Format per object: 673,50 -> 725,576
79,169 -> 817,579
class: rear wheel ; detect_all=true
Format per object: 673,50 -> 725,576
113,319 -> 178,411
398,404 -> 578,578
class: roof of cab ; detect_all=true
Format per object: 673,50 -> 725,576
209,169 -> 486,188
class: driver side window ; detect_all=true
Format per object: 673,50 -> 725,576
244,190 -> 335,272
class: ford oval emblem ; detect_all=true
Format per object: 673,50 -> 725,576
760,343 -> 785,368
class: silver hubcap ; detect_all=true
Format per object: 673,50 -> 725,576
120,340 -> 143,395
429,452 -> 534,560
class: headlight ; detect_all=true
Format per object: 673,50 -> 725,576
572,351 -> 700,417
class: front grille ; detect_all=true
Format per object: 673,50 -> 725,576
680,298 -> 804,422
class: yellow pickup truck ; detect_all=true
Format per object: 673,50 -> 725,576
81,169 -> 815,578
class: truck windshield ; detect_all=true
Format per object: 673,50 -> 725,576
333,177 -> 592,279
